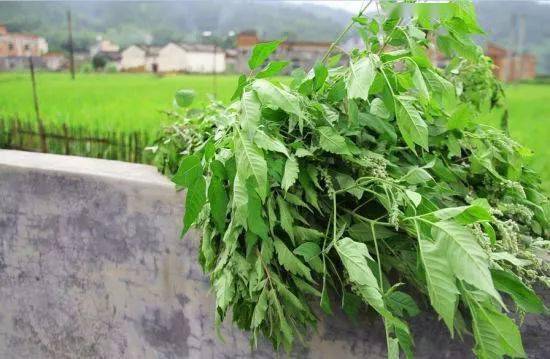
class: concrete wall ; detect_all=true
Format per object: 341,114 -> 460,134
0,149 -> 548,359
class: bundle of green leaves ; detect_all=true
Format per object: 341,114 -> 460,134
161,1 -> 549,357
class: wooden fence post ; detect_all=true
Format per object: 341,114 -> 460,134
62,123 -> 70,155
28,57 -> 48,153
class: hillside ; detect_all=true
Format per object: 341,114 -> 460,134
0,0 -> 549,74
0,1 -> 349,51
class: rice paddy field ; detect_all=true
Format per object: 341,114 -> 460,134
0,72 -> 548,191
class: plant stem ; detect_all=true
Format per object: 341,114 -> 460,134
321,0 -> 375,64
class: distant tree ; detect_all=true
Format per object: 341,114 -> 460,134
92,54 -> 107,70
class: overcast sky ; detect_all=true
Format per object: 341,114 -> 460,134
285,0 -> 550,13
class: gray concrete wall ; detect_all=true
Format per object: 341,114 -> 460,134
0,149 -> 547,359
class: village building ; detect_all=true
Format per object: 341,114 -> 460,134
42,52 -> 67,71
234,30 -> 331,73
122,42 -> 225,73
120,45 -> 160,72
0,24 -> 49,70
485,43 -> 536,82
89,38 -> 120,57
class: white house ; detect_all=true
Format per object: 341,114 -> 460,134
154,43 -> 226,73
156,42 -> 187,72
180,44 -> 226,73
120,45 -> 160,72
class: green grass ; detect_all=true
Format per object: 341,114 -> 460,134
0,72 -> 240,132
0,72 -> 548,191
479,83 -> 550,192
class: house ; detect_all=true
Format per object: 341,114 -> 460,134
120,45 -> 160,72
485,43 -> 536,82
90,38 -> 120,57
180,44 -> 225,73
43,52 -> 67,71
155,42 -> 225,73
0,24 -> 49,70
234,30 -> 331,73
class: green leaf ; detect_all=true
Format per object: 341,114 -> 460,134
252,79 -> 301,116
347,55 -> 377,100
470,302 -> 526,359
248,39 -> 283,70
313,61 -> 328,90
293,242 -> 321,261
235,129 -> 268,200
214,268 -> 235,313
348,99 -> 359,125
183,176 -> 206,236
240,90 -> 261,132
256,61 -> 289,79
232,173 -> 248,227
247,181 -> 269,241
251,287 -> 269,328
281,156 -> 299,191
491,269 -> 545,314
370,98 -> 390,119
401,166 -> 433,185
274,239 -> 313,282
174,89 -> 195,107
208,175 -> 228,233
396,96 -> 429,151
419,237 -> 459,333
405,189 -> 422,207
231,74 -> 247,100
277,196 -> 295,242
387,291 -> 420,317
432,204 -> 492,224
172,153 -> 202,187
317,126 -> 350,155
411,65 -> 429,101
253,130 -> 289,157
335,237 -> 385,309
432,221 -> 504,307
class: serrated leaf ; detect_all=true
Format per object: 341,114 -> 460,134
256,60 -> 289,79
412,65 -> 429,101
396,96 -> 429,151
491,269 -> 545,314
247,181 -> 269,241
277,196 -> 295,242
370,98 -> 390,119
281,156 -> 299,191
432,221 -> 504,307
172,153 -> 202,187
387,291 -> 420,317
235,129 -> 267,201
254,130 -> 289,157
208,176 -> 228,233
232,173 -> 248,227
293,242 -> 321,261
470,302 -> 526,359
251,287 -> 269,328
317,126 -> 350,155
214,268 -> 235,313
419,237 -> 459,333
313,61 -> 328,90
347,55 -> 376,100
240,90 -> 261,132
183,175 -> 206,236
248,39 -> 283,70
405,189 -> 422,207
274,239 -> 313,282
252,79 -> 301,116
335,237 -> 384,309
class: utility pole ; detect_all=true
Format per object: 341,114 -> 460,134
504,14 -> 517,83
67,9 -> 75,80
516,14 -> 526,81
28,57 -> 48,152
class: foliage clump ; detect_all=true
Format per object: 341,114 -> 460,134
153,1 -> 549,357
